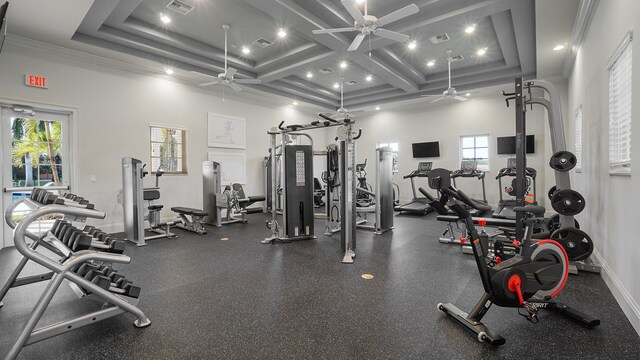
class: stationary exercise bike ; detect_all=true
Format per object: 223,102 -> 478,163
420,168 -> 599,345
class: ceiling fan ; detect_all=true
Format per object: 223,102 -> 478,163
319,81 -> 363,120
421,50 -> 468,103
312,0 -> 419,51
191,24 -> 261,92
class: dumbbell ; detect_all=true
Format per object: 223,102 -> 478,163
111,278 -> 141,299
30,188 -> 45,201
70,234 -> 92,252
50,219 -> 68,235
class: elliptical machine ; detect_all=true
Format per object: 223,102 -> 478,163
420,169 -> 599,345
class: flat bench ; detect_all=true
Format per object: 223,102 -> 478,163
171,207 -> 208,235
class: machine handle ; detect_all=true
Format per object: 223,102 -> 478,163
418,187 -> 436,202
353,128 -> 363,140
278,121 -> 286,130
318,113 -> 337,122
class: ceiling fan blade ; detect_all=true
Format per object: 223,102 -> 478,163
199,80 -> 220,87
430,97 -> 445,103
374,29 -> 410,43
348,33 -> 366,51
226,67 -> 238,78
341,0 -> 367,25
420,95 -> 442,98
313,27 -> 356,34
190,71 -> 217,79
454,96 -> 469,102
227,82 -> 243,92
376,4 -> 420,27
235,79 -> 262,84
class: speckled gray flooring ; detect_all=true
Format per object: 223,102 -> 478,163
1,213 -> 639,359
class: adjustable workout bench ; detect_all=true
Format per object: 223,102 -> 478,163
171,207 -> 208,235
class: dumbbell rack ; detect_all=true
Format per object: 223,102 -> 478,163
1,188 -> 150,360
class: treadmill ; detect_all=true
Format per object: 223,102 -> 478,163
493,158 -> 537,219
394,162 -> 433,215
449,160 -> 491,216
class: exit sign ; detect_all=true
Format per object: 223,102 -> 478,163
24,74 -> 48,89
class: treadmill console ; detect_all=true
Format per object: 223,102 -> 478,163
460,160 -> 478,174
418,162 -> 432,173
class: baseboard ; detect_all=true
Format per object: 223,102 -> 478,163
592,249 -> 640,336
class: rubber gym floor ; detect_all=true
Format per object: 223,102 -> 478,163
1,212 -> 639,359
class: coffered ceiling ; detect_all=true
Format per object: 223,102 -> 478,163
23,0 -> 539,110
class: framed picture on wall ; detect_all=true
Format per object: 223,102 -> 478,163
207,113 -> 246,149
207,152 -> 246,184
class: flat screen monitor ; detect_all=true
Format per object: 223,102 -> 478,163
497,135 -> 535,154
0,2 -> 8,57
412,141 -> 440,158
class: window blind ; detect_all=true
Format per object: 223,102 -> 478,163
608,32 -> 632,173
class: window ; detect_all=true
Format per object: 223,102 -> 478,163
377,142 -> 399,173
575,105 -> 583,172
150,125 -> 186,174
608,31 -> 632,175
461,135 -> 489,171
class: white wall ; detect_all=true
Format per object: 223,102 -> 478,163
354,96 -> 549,207
0,39 -> 328,234
567,0 -> 640,335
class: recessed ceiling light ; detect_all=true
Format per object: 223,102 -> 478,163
476,47 -> 487,56
306,72 -> 313,78
160,14 -> 171,24
242,46 -> 250,54
375,106 -> 380,111
427,60 -> 435,67
333,83 -> 340,89
165,68 -> 174,75
408,41 -> 417,50
553,44 -> 566,51
293,101 -> 298,106
340,61 -> 348,69
465,24 -> 476,34
465,93 -> 471,97
366,75 -> 373,82
278,28 -> 287,38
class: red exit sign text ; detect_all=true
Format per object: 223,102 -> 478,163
24,74 -> 48,89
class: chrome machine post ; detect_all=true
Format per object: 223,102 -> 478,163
121,157 -> 146,246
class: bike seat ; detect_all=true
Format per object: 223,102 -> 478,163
513,205 -> 545,217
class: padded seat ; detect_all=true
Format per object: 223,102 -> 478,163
148,205 -> 163,211
171,207 -> 208,217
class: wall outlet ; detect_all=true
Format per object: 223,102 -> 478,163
90,175 -> 96,183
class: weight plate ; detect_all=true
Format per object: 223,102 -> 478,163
551,227 -> 594,261
549,151 -> 577,172
548,186 -> 557,200
547,213 -> 580,232
551,189 -> 586,216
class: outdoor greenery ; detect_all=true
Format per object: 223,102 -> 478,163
11,118 -> 63,186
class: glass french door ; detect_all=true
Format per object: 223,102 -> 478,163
1,107 -> 71,248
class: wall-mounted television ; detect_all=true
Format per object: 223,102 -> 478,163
0,2 -> 9,57
497,135 -> 535,154
412,141 -> 440,158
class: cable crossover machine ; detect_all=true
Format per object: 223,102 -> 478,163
262,113 -> 362,264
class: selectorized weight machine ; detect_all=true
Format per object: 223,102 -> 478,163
355,146 -> 395,234
262,114 -> 362,264
120,157 -> 177,246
